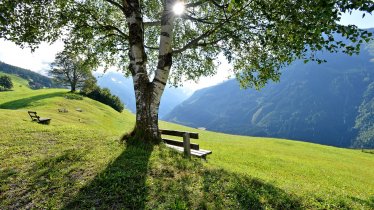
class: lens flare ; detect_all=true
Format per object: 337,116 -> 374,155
173,2 -> 185,16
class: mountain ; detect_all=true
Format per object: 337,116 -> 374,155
164,44 -> 374,148
354,81 -> 374,148
95,71 -> 190,118
0,61 -> 57,89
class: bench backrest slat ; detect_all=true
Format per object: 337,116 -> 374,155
160,129 -> 199,139
28,111 -> 40,121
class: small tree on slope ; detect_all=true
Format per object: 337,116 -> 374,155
49,51 -> 93,92
0,0 -> 373,143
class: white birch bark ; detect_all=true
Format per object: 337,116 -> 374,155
124,0 -> 176,142
151,0 -> 176,118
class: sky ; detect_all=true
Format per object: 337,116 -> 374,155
0,10 -> 374,91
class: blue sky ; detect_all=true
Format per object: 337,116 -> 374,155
0,10 -> 374,91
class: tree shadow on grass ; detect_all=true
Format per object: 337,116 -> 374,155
350,196 -> 374,209
62,145 -> 304,209
361,149 -> 374,154
0,168 -> 18,182
200,169 -> 303,209
63,143 -> 154,209
144,148 -> 304,209
0,92 -> 64,109
0,149 -> 86,209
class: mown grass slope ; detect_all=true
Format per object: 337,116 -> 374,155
0,73 -> 373,209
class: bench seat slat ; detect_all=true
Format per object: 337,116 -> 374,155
162,138 -> 200,150
191,151 -> 208,157
165,144 -> 184,152
191,149 -> 212,156
165,144 -> 211,157
198,149 -> 212,154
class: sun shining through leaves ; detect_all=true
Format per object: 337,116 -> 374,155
173,1 -> 185,16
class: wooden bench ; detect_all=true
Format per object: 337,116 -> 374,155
58,108 -> 68,113
27,111 -> 51,124
160,129 -> 212,159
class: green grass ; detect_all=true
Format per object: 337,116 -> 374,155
1,73 -> 373,209
160,122 -> 374,209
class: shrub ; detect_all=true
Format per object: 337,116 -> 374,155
64,93 -> 83,100
0,75 -> 13,90
81,76 -> 97,94
28,81 -> 44,89
83,87 -> 124,112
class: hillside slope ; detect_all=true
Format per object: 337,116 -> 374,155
164,44 -> 374,148
0,61 -> 58,89
0,74 -> 373,209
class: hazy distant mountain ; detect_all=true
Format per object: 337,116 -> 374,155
95,72 -> 190,118
164,43 -> 374,148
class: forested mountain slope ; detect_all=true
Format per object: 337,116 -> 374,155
165,42 -> 374,148
0,61 -> 57,89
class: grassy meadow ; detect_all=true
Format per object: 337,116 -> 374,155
0,72 -> 373,209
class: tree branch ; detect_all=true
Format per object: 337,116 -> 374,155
98,33 -> 117,40
185,0 -> 229,9
185,0 -> 206,8
209,0 -> 229,9
102,25 -> 129,39
76,4 -> 129,40
172,28 -> 217,54
117,47 -> 129,50
196,36 -> 229,47
144,21 -> 161,27
182,14 -> 216,24
103,0 -> 126,13
173,2 -> 251,54
145,45 -> 159,50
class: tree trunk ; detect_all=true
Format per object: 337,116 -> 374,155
123,0 -> 174,144
131,76 -> 162,144
71,83 -> 76,92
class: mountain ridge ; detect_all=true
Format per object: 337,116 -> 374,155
0,61 -> 58,89
164,42 -> 374,148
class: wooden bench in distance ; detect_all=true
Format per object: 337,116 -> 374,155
160,129 -> 212,159
58,108 -> 68,113
28,111 -> 51,125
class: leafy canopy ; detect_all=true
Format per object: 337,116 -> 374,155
0,0 -> 373,88
49,50 -> 94,91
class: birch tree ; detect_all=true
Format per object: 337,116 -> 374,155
0,0 -> 373,143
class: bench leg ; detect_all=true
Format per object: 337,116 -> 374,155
183,133 -> 191,159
